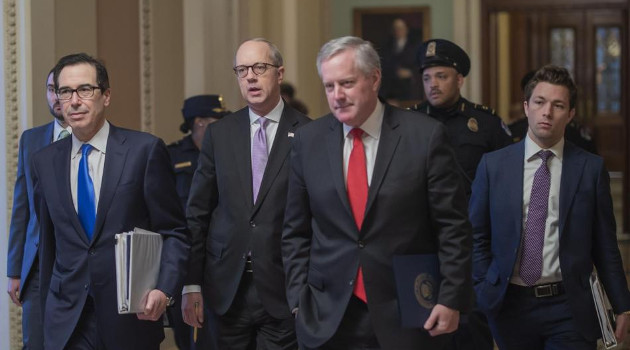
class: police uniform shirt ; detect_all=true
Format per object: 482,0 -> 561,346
412,97 -> 512,189
167,134 -> 199,210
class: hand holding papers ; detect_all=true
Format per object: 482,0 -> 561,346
590,272 -> 617,349
115,228 -> 163,314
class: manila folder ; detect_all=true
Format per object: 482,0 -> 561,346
115,227 -> 163,314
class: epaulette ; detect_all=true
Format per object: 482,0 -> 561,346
468,102 -> 497,116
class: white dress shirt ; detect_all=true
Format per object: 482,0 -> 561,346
249,98 -> 284,155
511,135 -> 564,285
70,121 -> 109,213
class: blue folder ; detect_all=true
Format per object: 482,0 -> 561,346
392,254 -> 441,328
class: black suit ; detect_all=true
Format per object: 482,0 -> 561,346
186,104 -> 310,344
282,105 -> 472,349
32,124 -> 190,350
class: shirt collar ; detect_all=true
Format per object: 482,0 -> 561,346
71,121 -> 110,158
343,100 -> 384,140
248,98 -> 284,125
524,133 -> 564,162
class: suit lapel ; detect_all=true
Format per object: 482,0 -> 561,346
54,139 -> 90,245
43,121 -> 55,146
232,110 -> 255,208
558,143 -> 584,237
365,106 -> 400,218
252,107 -> 296,213
507,142 -> 526,248
326,118 -> 353,217
92,125 -> 128,243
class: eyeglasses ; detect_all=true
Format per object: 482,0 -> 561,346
233,63 -> 279,78
57,85 -> 102,101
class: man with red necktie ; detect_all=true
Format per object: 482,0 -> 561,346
282,36 -> 472,350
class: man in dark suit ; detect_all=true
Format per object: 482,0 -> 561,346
282,36 -> 472,349
32,53 -> 189,350
182,38 -> 310,349
6,69 -> 71,350
470,65 -> 630,349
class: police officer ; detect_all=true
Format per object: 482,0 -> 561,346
169,95 -> 230,210
167,94 -> 229,350
412,39 -> 512,196
412,39 -> 510,350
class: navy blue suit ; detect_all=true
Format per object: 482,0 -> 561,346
470,140 -> 630,344
7,121 -> 55,349
32,124 -> 190,350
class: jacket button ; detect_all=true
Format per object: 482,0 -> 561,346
358,241 -> 365,249
84,284 -> 89,290
89,249 -> 95,255
250,221 -> 256,228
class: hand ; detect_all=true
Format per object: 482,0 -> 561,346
424,304 -> 460,337
7,277 -> 22,306
137,289 -> 168,321
182,292 -> 204,328
615,313 -> 629,343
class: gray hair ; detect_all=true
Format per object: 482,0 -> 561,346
316,36 -> 381,77
235,38 -> 284,67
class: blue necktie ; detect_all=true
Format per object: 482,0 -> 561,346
78,144 -> 96,240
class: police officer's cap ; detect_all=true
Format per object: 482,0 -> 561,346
416,39 -> 470,77
181,94 -> 229,132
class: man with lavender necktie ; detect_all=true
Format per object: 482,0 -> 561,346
182,38 -> 310,349
470,65 -> 630,349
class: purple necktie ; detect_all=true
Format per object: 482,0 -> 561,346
519,150 -> 553,286
251,117 -> 268,203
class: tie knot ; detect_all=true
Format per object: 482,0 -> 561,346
258,117 -> 268,129
350,128 -> 364,139
58,129 -> 70,140
81,143 -> 93,157
538,150 -> 553,163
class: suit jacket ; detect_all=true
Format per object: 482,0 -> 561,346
470,140 -> 630,340
186,104 -> 310,318
32,124 -> 190,350
7,122 -> 54,295
282,105 -> 472,349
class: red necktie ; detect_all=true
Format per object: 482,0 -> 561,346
347,128 -> 368,303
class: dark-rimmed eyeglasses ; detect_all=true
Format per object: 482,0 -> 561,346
233,63 -> 279,78
57,85 -> 102,101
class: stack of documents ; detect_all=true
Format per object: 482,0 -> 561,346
115,228 -> 163,314
589,272 -> 617,349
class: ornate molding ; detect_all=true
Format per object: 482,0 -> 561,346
140,0 -> 154,133
4,0 -> 23,348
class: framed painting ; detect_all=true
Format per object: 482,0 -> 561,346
353,6 -> 431,106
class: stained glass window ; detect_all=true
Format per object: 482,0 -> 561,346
596,27 -> 621,114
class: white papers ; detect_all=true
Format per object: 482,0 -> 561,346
115,227 -> 163,314
590,272 -> 618,349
